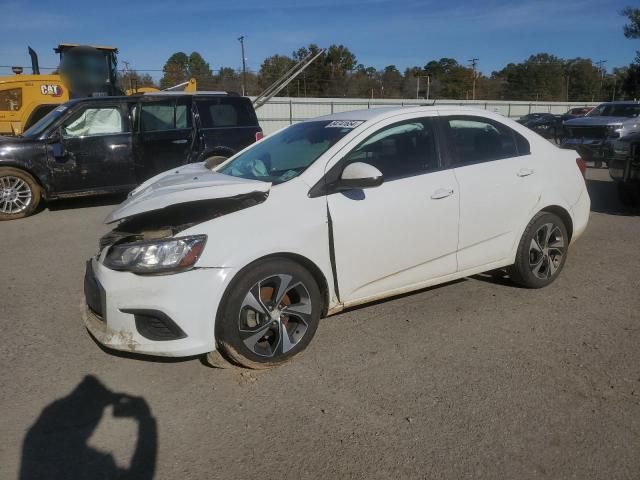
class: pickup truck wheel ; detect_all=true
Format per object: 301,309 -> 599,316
617,182 -> 639,207
216,258 -> 322,369
0,167 -> 41,220
509,212 -> 568,289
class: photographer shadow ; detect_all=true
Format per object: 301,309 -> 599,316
19,375 -> 157,480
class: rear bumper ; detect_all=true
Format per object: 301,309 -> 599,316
570,188 -> 591,244
83,257 -> 232,357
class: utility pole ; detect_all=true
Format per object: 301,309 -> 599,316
416,74 -> 431,100
238,35 -> 247,96
468,58 -> 479,100
122,60 -> 132,92
596,59 -> 607,99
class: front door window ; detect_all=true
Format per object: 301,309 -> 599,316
62,107 -> 124,137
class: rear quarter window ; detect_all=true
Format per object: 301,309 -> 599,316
196,98 -> 258,128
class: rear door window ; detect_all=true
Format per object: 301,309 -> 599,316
444,116 -> 529,165
196,98 -> 257,128
140,98 -> 192,132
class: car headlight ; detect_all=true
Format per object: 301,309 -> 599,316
104,235 -> 207,274
607,124 -> 623,138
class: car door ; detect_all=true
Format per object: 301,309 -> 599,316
440,114 -> 540,271
326,116 -> 460,303
134,96 -> 194,181
49,102 -> 135,193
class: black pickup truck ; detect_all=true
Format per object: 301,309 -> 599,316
0,92 -> 262,219
609,132 -> 640,207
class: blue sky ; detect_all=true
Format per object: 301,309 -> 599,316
1,0 -> 637,79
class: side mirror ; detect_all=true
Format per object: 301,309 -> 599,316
50,128 -> 66,158
337,162 -> 384,191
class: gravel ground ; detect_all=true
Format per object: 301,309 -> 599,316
1,168 -> 639,480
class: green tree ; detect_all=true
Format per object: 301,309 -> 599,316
160,52 -> 189,88
424,58 -> 473,99
496,53 -> 565,101
620,7 -> 640,98
119,70 -> 156,92
380,65 -> 403,98
258,54 -> 297,93
159,51 -> 214,89
187,51 -> 215,88
622,6 -> 640,39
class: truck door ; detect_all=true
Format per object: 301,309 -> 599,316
49,102 -> 135,193
134,97 -> 194,181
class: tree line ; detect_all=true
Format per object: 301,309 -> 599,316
122,6 -> 640,102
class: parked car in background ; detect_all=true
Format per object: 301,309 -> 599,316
561,107 -> 593,121
83,106 -> 590,369
0,92 -> 262,220
518,113 -> 563,142
561,101 -> 640,167
609,131 -> 640,207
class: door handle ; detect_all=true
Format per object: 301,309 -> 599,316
171,139 -> 188,144
109,144 -> 127,150
430,188 -> 454,200
517,168 -> 535,177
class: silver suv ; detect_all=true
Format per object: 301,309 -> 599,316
561,102 -> 640,166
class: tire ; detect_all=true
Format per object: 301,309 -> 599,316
509,212 -> 569,289
618,182 -> 640,208
0,167 -> 42,220
215,257 -> 322,369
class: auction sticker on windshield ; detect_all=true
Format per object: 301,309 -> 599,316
325,120 -> 364,128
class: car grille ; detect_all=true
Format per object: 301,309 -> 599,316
567,126 -> 607,139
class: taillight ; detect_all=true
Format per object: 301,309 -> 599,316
576,157 -> 587,177
255,130 -> 264,142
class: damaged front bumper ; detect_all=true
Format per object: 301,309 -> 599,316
83,257 -> 232,357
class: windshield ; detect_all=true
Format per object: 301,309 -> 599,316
218,120 -> 360,184
22,105 -> 68,138
587,103 -> 640,118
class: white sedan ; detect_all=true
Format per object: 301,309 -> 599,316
83,106 -> 590,368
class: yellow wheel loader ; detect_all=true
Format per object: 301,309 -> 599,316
0,44 -> 122,136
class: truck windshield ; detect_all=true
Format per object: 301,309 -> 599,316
588,104 -> 640,118
22,106 -> 68,138
217,120 -> 360,184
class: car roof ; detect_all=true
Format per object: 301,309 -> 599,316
61,93 -> 247,106
310,105 -> 498,123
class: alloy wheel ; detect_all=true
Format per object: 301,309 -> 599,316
529,223 -> 565,280
0,175 -> 32,214
238,274 -> 312,358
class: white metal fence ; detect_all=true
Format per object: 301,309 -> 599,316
254,97 -> 598,135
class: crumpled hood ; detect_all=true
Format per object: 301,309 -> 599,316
105,162 -> 271,224
564,116 -> 632,127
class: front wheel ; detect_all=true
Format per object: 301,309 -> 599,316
0,167 -> 42,220
509,212 -> 569,288
215,258 -> 322,369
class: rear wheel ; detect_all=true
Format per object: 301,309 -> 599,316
0,167 -> 41,220
509,212 -> 568,288
215,258 -> 322,369
618,182 -> 640,207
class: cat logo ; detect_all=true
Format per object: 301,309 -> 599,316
40,85 -> 63,97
